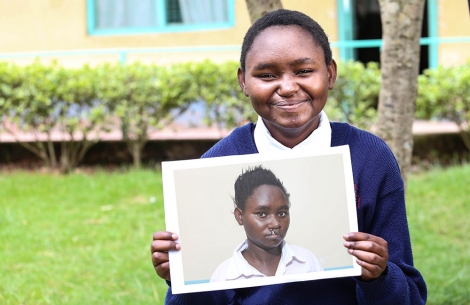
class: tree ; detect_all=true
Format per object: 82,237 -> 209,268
376,0 -> 426,184
244,0 -> 282,23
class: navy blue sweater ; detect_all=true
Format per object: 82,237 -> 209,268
164,122 -> 427,305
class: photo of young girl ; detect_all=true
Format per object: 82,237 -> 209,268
210,165 -> 323,282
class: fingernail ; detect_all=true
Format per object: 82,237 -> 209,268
343,234 -> 349,239
348,249 -> 353,254
172,233 -> 178,240
343,241 -> 350,247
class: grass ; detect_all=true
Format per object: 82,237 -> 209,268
407,164 -> 470,305
0,170 -> 168,305
0,165 -> 469,304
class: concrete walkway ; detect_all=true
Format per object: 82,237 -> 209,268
0,120 -> 461,143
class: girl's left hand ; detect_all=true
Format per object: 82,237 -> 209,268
343,232 -> 389,281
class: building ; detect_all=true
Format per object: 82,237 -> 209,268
0,0 -> 469,68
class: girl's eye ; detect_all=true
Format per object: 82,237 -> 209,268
297,69 -> 312,75
259,74 -> 275,79
278,211 -> 289,217
256,212 -> 267,218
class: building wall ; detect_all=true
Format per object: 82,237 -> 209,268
0,0 -> 468,67
0,0 -> 337,66
438,0 -> 470,66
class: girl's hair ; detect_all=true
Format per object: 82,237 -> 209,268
240,9 -> 333,71
233,165 -> 290,211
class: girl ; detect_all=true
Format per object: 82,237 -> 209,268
151,9 -> 427,304
210,166 -> 322,282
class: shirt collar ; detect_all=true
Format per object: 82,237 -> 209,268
225,240 -> 308,280
254,111 -> 332,153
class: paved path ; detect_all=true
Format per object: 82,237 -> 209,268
0,120 -> 461,143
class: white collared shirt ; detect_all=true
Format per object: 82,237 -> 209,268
210,240 -> 323,282
254,111 -> 332,153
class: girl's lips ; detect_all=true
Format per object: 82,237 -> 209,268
272,100 -> 307,111
265,234 -> 283,240
266,230 -> 283,238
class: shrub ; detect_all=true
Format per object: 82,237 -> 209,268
326,61 -> 381,131
417,61 -> 470,151
0,61 -> 107,172
96,62 -> 198,168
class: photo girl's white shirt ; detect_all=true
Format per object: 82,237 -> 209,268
210,240 -> 323,282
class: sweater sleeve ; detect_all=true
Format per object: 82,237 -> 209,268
353,141 -> 427,305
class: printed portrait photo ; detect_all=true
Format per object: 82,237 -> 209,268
162,145 -> 360,294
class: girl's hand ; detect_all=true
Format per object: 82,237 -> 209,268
150,231 -> 181,281
343,232 -> 389,281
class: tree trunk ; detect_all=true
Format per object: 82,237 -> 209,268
244,0 -> 282,23
376,0 -> 425,186
126,136 -> 147,169
46,136 -> 57,168
132,141 -> 142,169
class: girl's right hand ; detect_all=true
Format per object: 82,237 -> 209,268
150,231 -> 181,281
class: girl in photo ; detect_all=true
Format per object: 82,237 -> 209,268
210,165 -> 322,282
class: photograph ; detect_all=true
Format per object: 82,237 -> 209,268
162,145 -> 361,294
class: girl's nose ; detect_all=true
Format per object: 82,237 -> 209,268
268,216 -> 281,228
277,74 -> 299,97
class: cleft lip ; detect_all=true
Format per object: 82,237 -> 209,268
266,229 -> 283,237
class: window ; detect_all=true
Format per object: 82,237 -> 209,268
87,0 -> 235,35
336,0 -> 436,71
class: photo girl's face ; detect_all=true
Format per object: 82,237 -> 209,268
235,184 -> 290,251
238,25 -> 336,138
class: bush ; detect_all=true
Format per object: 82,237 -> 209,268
417,61 -> 470,151
96,62 -> 197,168
0,61 -> 107,172
195,60 -> 256,129
3,59 -> 469,170
326,61 -> 381,131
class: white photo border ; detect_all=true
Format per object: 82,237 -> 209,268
162,145 -> 361,294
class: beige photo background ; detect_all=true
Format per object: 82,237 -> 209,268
172,153 -> 354,282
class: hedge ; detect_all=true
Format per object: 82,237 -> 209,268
1,59 -> 469,170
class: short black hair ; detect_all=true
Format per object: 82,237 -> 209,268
240,9 -> 332,71
233,165 -> 290,211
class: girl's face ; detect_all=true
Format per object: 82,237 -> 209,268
235,184 -> 290,251
238,25 -> 336,140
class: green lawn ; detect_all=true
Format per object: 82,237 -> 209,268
0,165 -> 468,304
0,170 -> 168,305
407,164 -> 470,305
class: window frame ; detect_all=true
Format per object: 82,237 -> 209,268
335,0 -> 439,68
86,0 -> 235,36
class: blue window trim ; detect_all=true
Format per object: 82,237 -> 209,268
336,0 -> 355,61
336,0 -> 440,68
427,0 -> 439,68
86,0 -> 235,36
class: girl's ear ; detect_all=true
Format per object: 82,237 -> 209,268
234,207 -> 243,225
237,68 -> 249,97
327,59 -> 338,90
